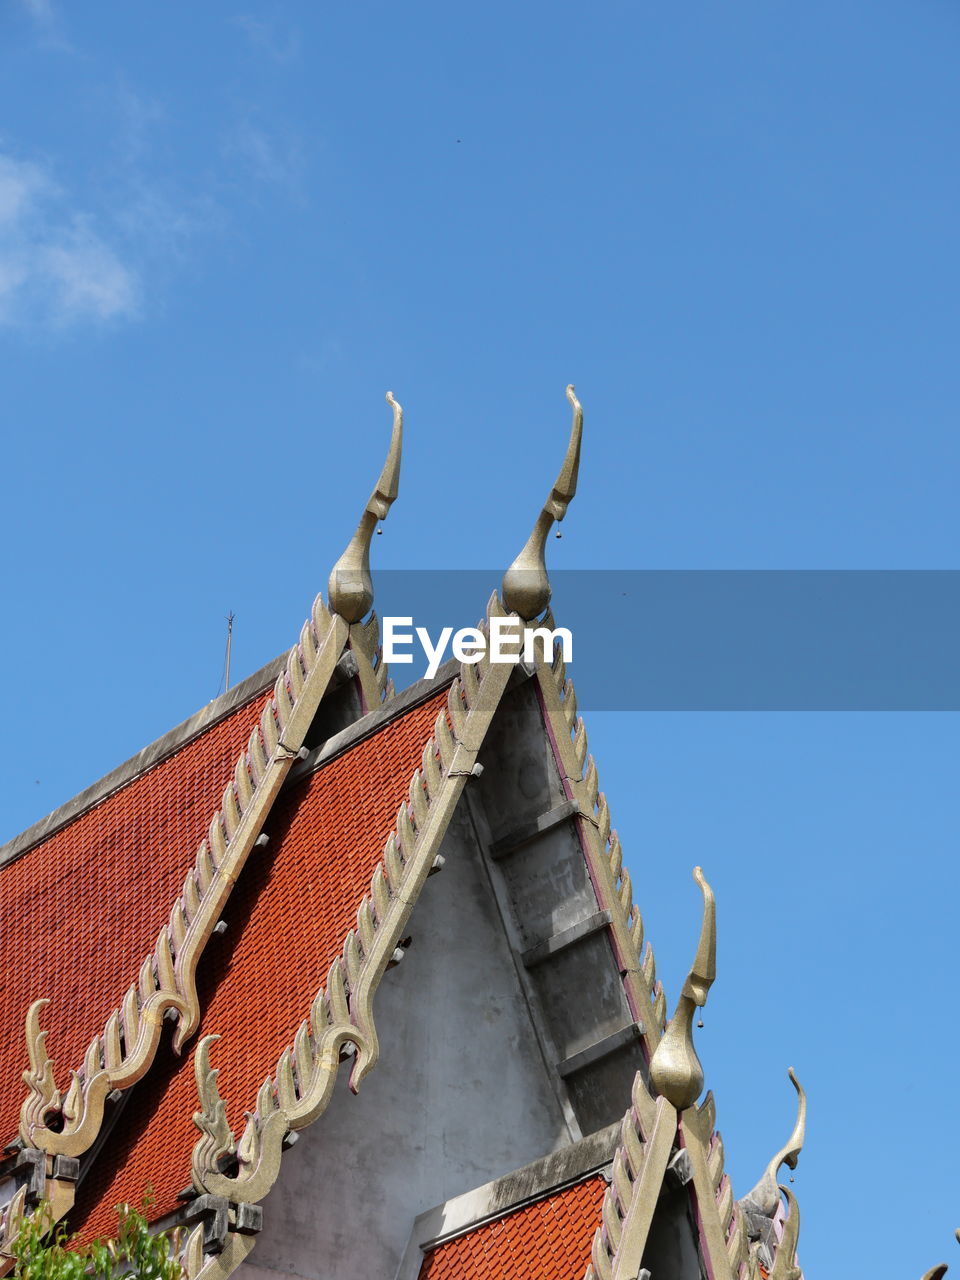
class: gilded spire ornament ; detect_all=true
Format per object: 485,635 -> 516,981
327,391 -> 403,623
501,384 -> 582,619
739,1067 -> 807,1218
648,866 -> 716,1110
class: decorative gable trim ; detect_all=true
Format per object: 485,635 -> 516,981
188,593 -> 517,1208
19,598 -> 351,1162
581,878 -> 806,1280
533,627 -> 668,1077
173,594 -> 694,1280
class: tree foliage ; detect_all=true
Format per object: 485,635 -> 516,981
12,1203 -> 183,1280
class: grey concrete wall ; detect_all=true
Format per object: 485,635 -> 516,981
641,1188 -> 706,1280
240,797 -> 574,1280
471,678 -> 649,1139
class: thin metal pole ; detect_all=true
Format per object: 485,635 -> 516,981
224,611 -> 235,692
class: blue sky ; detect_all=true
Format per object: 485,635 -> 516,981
1,2 -> 958,1275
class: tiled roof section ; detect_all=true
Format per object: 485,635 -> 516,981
418,1175 -> 606,1280
69,689 -> 448,1244
0,686 -> 271,1146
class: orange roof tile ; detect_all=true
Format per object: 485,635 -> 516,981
417,1176 -> 606,1280
69,690 -> 448,1243
0,687 -> 271,1146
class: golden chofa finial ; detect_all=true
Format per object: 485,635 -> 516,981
501,385 -> 582,619
648,866 -> 716,1110
327,392 -> 403,623
739,1068 -> 806,1218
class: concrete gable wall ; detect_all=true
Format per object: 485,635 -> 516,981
471,678 -> 648,1137
240,672 -> 646,1280
242,795 -> 574,1280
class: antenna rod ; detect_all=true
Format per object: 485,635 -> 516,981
224,611 -> 235,693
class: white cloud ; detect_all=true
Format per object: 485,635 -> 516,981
0,152 -> 139,329
0,155 -> 49,224
39,222 -> 138,321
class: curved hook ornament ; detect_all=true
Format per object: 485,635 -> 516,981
501,385 -> 582,619
20,998 -> 59,1133
769,1186 -> 802,1280
920,1233 -> 960,1280
648,867 -> 716,1110
328,392 -> 403,623
739,1067 -> 806,1218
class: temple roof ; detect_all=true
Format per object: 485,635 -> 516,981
417,1175 -> 605,1280
68,685 -> 449,1242
0,388 -> 813,1280
0,679 -> 273,1147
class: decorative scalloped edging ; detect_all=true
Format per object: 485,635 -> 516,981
190,594 -> 516,1206
349,613 -> 394,712
182,597 -> 696,1280
581,943 -> 804,1280
579,1081 -> 804,1280
20,597 -> 351,1161
18,392 -> 404,1172
581,1080 -> 779,1280
583,1088 -> 676,1280
533,623 -> 667,1069
0,1187 -> 26,1264
680,1090 -> 742,1280
5,599 -> 396,1273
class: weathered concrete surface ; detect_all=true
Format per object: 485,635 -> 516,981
471,678 -> 649,1138
240,797 -> 573,1280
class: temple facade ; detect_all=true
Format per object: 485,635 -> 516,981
0,388 -> 819,1280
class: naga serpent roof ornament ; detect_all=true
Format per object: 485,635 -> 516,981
328,391 -> 403,623
739,1067 -> 806,1219
501,384 -> 582,619
648,866 -> 716,1110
